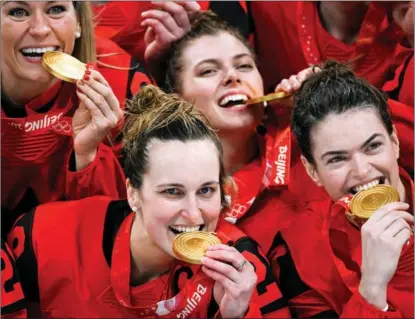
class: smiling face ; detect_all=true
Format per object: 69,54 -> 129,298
1,1 -> 80,86
303,108 -> 404,201
127,139 -> 222,257
179,32 -> 264,135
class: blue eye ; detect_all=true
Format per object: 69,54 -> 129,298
8,8 -> 29,18
47,6 -> 66,15
165,188 -> 179,195
198,187 -> 216,197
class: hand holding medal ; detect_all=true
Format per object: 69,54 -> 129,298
354,185 -> 413,306
42,52 -> 123,170
173,232 -> 256,318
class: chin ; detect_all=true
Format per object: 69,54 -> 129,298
26,72 -> 56,85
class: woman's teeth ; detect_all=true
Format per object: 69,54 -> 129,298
219,94 -> 248,106
21,46 -> 58,56
169,225 -> 202,233
352,179 -> 380,193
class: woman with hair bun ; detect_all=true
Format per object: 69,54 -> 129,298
6,85 -> 291,319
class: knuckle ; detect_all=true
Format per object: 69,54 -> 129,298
97,96 -> 106,106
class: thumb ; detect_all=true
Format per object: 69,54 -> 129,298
144,27 -> 154,45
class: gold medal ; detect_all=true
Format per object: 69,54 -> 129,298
246,91 -> 292,106
173,231 -> 222,264
42,51 -> 86,83
350,184 -> 400,220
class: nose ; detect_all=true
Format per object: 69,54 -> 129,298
28,11 -> 51,37
351,154 -> 371,180
181,196 -> 202,224
222,67 -> 241,86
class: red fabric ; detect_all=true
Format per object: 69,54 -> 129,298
93,1 -> 253,64
1,240 -> 27,318
277,168 -> 413,318
237,107 -> 328,254
93,2 -> 153,63
387,98 -> 414,174
8,197 -> 290,318
382,47 -> 414,106
1,36 -> 152,229
250,2 -> 405,92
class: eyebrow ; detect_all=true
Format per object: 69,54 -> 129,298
2,1 -> 28,5
320,133 -> 383,160
194,53 -> 253,68
2,1 -> 58,6
157,181 -> 219,188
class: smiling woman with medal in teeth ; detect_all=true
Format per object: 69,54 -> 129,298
6,85 -> 291,318
267,61 -> 414,318
0,1 -> 132,235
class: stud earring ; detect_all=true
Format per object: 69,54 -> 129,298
131,206 -> 138,213
75,31 -> 81,39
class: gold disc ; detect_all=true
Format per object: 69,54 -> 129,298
246,91 -> 292,106
173,231 -> 222,264
350,184 -> 400,219
42,51 -> 86,83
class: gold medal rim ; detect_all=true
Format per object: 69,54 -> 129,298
42,51 -> 86,83
246,91 -> 292,106
350,185 -> 400,219
173,231 -> 222,264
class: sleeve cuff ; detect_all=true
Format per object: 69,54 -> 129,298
66,144 -> 104,175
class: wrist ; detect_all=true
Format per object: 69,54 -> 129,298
359,279 -> 388,311
74,148 -> 98,171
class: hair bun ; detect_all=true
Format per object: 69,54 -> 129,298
321,60 -> 355,79
123,85 -> 212,146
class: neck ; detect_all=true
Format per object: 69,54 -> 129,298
318,1 -> 369,44
1,72 -> 57,106
219,132 -> 259,175
129,214 -> 174,286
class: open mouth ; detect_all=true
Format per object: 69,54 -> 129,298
218,94 -> 249,108
349,177 -> 386,195
20,46 -> 60,60
169,225 -> 204,235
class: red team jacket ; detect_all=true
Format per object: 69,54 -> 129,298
250,2 -> 407,92
6,196 -> 291,318
1,240 -> 26,319
268,168 -> 414,318
1,36 -> 152,234
93,1 -> 253,64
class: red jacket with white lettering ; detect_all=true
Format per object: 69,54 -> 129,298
234,104 -> 327,251
268,168 -> 414,318
250,1 -> 406,92
1,36 -> 152,235
6,196 -> 291,318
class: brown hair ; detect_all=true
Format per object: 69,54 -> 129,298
292,61 -> 393,164
123,85 -> 230,207
162,10 -> 255,92
72,1 -> 96,63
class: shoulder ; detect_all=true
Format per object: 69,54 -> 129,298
31,196 -> 114,236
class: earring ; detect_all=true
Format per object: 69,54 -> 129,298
131,206 -> 138,213
75,31 -> 81,39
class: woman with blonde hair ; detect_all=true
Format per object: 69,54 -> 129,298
1,1 -> 151,234
6,85 -> 291,318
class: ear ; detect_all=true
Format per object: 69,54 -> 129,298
391,125 -> 400,160
126,179 -> 140,211
301,155 -> 322,187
